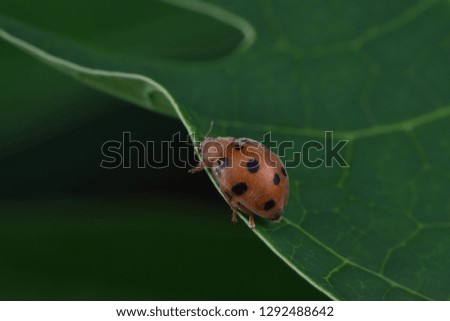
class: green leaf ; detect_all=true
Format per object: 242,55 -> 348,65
1,0 -> 449,300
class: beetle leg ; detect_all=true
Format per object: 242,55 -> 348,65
231,207 -> 237,225
248,214 -> 255,229
188,162 -> 205,174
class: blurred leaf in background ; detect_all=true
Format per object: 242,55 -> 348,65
1,0 -> 449,300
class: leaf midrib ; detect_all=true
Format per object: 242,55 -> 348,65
206,106 -> 450,140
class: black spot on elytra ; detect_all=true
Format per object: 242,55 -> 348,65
232,182 -> 248,196
264,200 -> 275,211
273,173 -> 280,185
232,143 -> 241,151
281,167 -> 287,177
247,159 -> 259,173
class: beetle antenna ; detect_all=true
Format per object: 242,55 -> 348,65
204,121 -> 214,138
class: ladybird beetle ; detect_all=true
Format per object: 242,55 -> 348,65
190,130 -> 289,229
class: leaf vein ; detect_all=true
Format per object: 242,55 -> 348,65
282,217 -> 432,300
